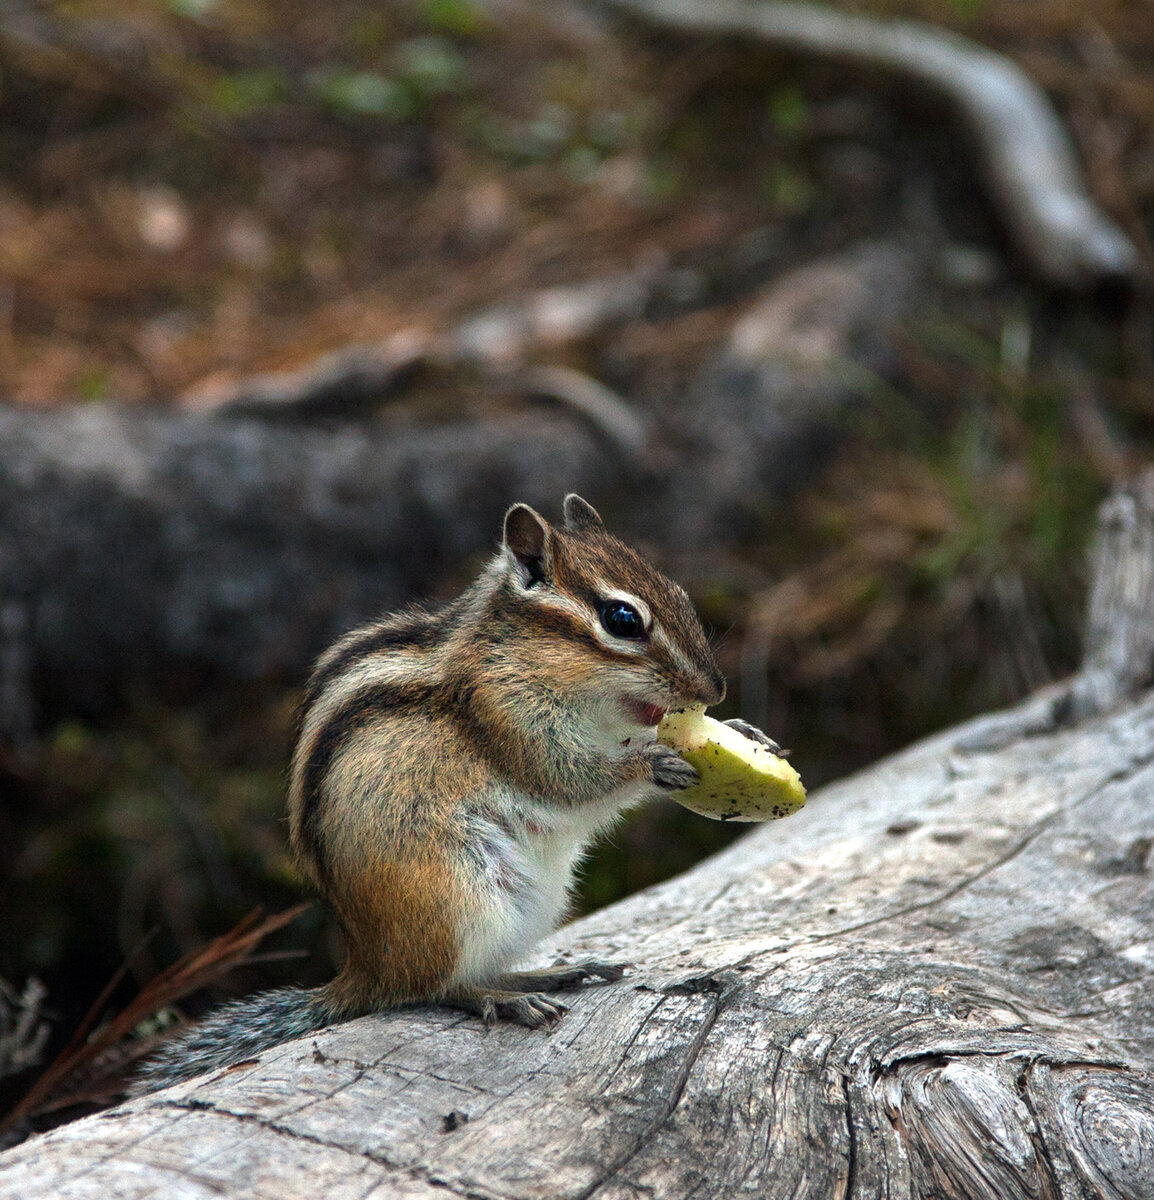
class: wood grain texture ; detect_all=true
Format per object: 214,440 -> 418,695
2,678 -> 1152,1198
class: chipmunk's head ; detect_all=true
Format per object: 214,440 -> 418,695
496,493 -> 725,729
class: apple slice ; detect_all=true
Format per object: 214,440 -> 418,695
656,704 -> 806,822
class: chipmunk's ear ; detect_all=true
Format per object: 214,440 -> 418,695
562,493 -> 604,532
503,503 -> 552,588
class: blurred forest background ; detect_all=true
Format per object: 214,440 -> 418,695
0,0 -> 1153,1120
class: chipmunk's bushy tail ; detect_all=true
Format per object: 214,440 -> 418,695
133,986 -> 345,1093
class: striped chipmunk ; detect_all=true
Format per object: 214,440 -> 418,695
137,493 -> 770,1090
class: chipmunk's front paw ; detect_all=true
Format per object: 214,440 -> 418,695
723,718 -> 784,755
643,742 -> 700,791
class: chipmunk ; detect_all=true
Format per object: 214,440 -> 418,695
136,493 -> 763,1091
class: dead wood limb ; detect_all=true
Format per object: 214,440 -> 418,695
0,240 -> 915,733
521,365 -> 647,460
2,481 -> 1152,1197
185,265 -> 662,419
600,0 -> 1144,288
1070,466 -> 1154,714
662,239 -> 919,544
184,333 -> 431,420
0,404 -> 612,731
958,468 -> 1154,751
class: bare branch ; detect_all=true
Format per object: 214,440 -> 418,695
601,0 -> 1144,287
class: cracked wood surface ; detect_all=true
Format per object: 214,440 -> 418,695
3,683 -> 1153,1199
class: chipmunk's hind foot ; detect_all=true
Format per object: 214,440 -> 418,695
445,963 -> 625,1028
444,986 -> 567,1028
498,960 -> 627,992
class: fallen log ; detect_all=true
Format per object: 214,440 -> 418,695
0,404 -> 613,738
0,480 -> 1151,1198
0,241 -> 918,736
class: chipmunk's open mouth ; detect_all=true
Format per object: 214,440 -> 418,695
622,698 -> 667,727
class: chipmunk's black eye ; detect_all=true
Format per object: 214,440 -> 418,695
600,600 -> 645,640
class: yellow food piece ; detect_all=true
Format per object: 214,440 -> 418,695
656,704 -> 806,822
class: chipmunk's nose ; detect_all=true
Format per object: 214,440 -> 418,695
695,666 -> 726,707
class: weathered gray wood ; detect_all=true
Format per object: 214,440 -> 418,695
1,678 -> 1151,1198
957,471 -> 1154,753
1068,468 -> 1154,719
0,403 -> 609,734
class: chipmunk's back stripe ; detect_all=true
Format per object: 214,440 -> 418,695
296,679 -> 438,879
301,611 -> 442,716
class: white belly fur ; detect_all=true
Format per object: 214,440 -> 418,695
448,778 -> 653,988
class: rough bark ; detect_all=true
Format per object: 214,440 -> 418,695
1,659 -> 1152,1198
0,241 -> 918,734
